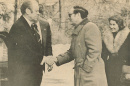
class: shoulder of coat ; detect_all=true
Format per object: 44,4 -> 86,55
39,19 -> 49,25
84,22 -> 98,28
83,22 -> 99,31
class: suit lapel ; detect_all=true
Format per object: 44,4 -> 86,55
20,16 -> 40,47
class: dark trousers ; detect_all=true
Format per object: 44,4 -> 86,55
8,65 -> 44,86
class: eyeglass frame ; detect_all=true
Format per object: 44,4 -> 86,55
68,13 -> 74,18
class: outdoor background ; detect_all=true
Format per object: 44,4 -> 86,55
0,0 -> 130,86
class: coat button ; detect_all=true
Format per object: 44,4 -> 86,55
44,29 -> 46,31
16,43 -> 17,45
124,60 -> 126,63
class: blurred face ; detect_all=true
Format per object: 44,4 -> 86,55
68,8 -> 79,25
27,2 -> 39,23
109,20 -> 119,32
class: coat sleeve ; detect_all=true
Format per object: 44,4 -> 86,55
56,47 -> 74,66
45,23 -> 52,56
82,23 -> 102,72
101,41 -> 109,63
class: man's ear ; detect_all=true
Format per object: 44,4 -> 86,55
25,8 -> 31,15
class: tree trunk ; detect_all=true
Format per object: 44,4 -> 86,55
14,0 -> 18,23
59,0 -> 62,30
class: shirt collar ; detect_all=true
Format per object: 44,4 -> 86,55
23,15 -> 40,27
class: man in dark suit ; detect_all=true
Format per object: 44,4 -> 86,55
7,0 -> 52,86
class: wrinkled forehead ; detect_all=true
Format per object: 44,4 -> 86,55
68,8 -> 74,14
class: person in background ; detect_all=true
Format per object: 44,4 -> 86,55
102,15 -> 130,86
7,0 -> 52,86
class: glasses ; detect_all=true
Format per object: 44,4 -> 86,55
68,13 -> 73,17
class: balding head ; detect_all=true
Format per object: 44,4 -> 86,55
20,0 -> 38,15
21,0 -> 40,23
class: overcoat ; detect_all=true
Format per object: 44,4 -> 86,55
56,18 -> 107,86
102,27 -> 130,86
7,16 -> 52,86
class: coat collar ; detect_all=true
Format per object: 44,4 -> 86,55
103,27 -> 130,53
72,18 -> 89,35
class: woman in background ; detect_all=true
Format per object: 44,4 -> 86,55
102,15 -> 130,86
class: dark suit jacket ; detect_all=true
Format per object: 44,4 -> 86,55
7,16 -> 52,86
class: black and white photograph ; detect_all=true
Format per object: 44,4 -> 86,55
0,0 -> 130,86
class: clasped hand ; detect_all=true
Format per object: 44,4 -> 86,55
41,56 -> 57,72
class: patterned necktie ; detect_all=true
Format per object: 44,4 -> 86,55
31,23 -> 41,44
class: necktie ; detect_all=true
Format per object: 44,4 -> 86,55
31,23 -> 41,44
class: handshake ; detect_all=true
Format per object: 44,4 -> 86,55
41,56 -> 58,72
